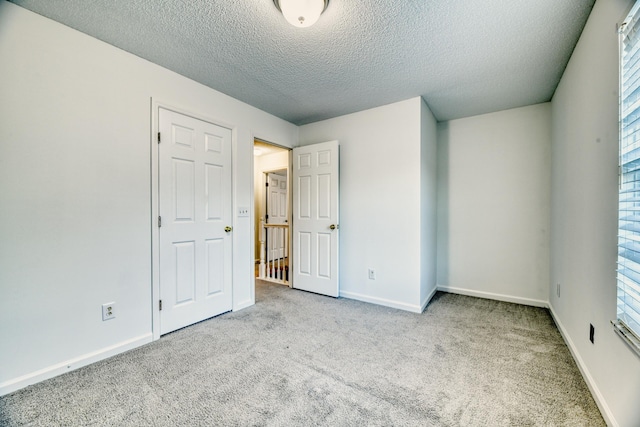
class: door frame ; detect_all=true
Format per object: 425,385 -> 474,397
253,140 -> 293,288
151,99 -> 237,341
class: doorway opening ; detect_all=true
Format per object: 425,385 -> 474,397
253,139 -> 291,286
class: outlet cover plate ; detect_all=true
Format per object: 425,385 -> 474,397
102,302 -> 116,321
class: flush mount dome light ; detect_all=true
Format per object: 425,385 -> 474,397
274,0 -> 329,28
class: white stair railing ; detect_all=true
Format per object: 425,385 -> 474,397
259,219 -> 289,284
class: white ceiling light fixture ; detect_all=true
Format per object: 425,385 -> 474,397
274,0 -> 329,28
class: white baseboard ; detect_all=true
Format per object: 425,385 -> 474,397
548,305 -> 617,427
0,333 -> 153,396
340,290 -> 423,313
436,285 -> 548,308
421,286 -> 438,312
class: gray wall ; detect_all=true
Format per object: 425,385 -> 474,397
0,2 -> 297,394
299,98 -> 434,312
437,103 -> 552,306
550,0 -> 640,425
421,99 -> 439,307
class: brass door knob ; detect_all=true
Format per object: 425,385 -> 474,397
224,226 -> 233,233
329,224 -> 339,230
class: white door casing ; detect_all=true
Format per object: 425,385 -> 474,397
158,107 -> 233,335
292,141 -> 339,297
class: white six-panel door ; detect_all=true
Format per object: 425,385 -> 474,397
292,141 -> 339,297
158,107 -> 232,335
268,172 -> 287,225
268,172 -> 287,259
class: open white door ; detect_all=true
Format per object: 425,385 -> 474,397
158,108 -> 233,335
292,141 -> 339,297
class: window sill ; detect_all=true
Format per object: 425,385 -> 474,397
612,320 -> 640,359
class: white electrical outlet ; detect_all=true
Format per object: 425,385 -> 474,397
238,207 -> 249,217
102,302 -> 116,321
368,269 -> 376,280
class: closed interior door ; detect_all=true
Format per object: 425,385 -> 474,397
158,107 -> 233,335
292,141 -> 339,297
267,172 -> 287,259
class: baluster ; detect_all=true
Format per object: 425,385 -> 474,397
266,225 -> 271,279
259,218 -> 266,279
268,227 -> 272,279
284,226 -> 288,283
278,227 -> 282,280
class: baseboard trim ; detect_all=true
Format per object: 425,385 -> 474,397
0,333 -> 153,397
421,286 -> 438,312
340,290 -> 422,313
436,285 -> 548,308
548,305 -> 617,427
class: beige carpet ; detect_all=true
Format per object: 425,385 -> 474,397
0,280 -> 604,426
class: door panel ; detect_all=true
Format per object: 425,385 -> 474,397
318,173 -> 331,218
299,232 -> 312,275
205,164 -> 223,220
173,159 -> 195,221
317,233 -> 331,278
174,241 -> 196,304
298,175 -> 311,219
292,141 -> 339,297
205,238 -> 224,295
159,107 -> 232,335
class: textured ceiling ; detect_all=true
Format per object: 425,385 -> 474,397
9,0 -> 595,125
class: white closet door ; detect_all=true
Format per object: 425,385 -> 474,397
158,107 -> 232,334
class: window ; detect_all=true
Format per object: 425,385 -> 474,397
616,0 -> 640,355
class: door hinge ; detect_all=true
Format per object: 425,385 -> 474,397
158,216 -> 162,228
157,132 -> 161,143
159,300 -> 163,311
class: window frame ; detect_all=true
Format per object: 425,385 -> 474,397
615,0 -> 640,357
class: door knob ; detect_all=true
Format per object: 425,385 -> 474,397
329,224 -> 339,230
224,226 -> 233,233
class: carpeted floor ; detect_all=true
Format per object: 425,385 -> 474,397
0,281 -> 604,426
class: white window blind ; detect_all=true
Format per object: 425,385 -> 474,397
617,0 -> 640,354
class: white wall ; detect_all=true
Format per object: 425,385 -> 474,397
0,2 -> 297,395
437,103 -> 551,306
299,97 -> 435,312
550,0 -> 640,425
420,99 -> 438,307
